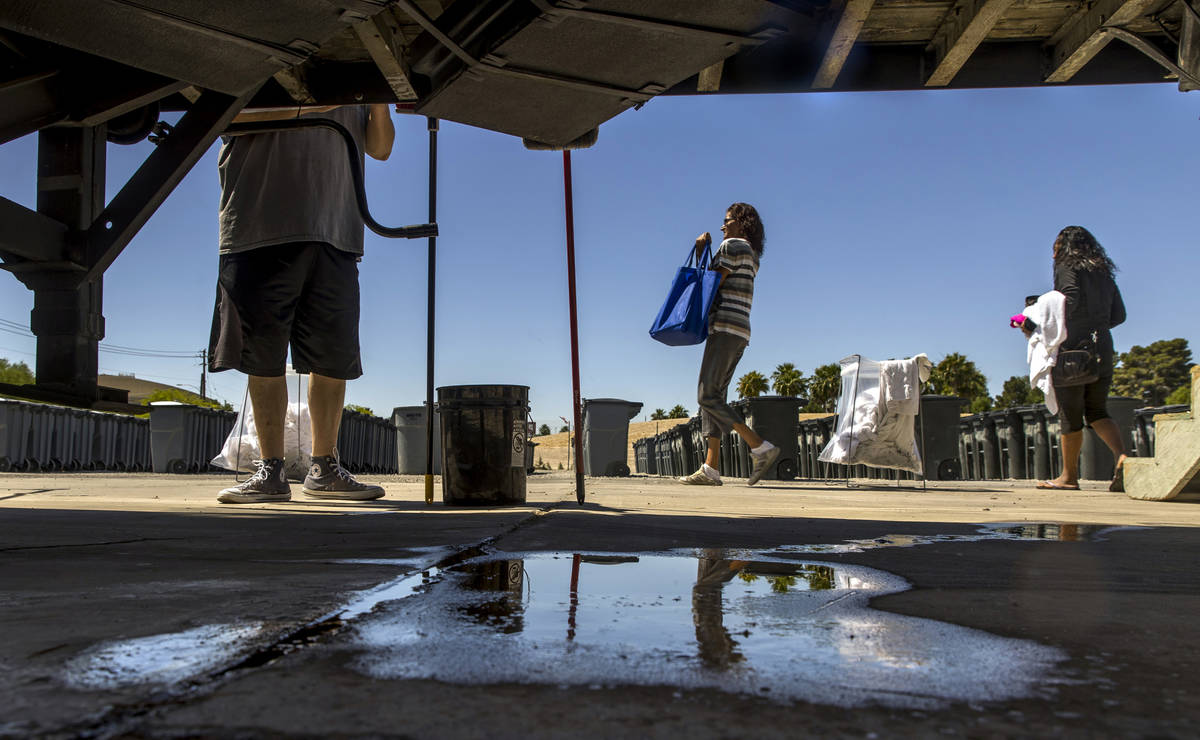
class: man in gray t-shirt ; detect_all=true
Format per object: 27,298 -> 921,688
208,104 -> 395,504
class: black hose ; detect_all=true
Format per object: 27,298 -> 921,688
223,118 -> 438,240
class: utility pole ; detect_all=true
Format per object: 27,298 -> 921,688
199,349 -> 207,399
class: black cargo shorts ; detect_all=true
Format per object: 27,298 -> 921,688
208,241 -> 362,379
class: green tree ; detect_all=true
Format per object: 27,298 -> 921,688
804,363 -> 841,413
1112,339 -> 1192,406
650,408 -> 667,420
538,423 -> 551,436
141,388 -> 233,412
1165,384 -> 1191,406
667,404 -> 689,418
771,363 -> 808,398
559,425 -> 569,433
344,404 -> 375,416
927,352 -> 990,412
736,371 -> 768,399
993,375 -> 1044,410
0,358 -> 34,386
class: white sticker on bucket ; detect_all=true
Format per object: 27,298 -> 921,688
511,419 -> 526,468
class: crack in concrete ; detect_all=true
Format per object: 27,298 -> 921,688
0,537 -> 181,553
0,488 -> 60,502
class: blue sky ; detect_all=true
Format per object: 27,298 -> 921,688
2,83 -> 1197,430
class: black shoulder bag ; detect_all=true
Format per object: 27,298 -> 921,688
1052,330 -> 1102,387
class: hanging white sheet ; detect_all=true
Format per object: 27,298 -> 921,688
818,353 -> 933,474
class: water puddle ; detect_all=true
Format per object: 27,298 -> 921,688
351,552 -> 1067,708
777,523 -> 1136,554
63,623 -> 264,689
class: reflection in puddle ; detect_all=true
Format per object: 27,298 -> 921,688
778,523 -> 1136,554
352,552 -> 1066,708
64,623 -> 263,689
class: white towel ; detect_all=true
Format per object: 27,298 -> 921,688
1023,291 -> 1067,414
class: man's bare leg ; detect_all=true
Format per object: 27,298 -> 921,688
248,375 -> 287,459
302,373 -> 384,500
308,372 -> 345,458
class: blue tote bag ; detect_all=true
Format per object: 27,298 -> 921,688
649,243 -> 721,346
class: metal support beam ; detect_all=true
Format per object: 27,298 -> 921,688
354,13 -> 418,101
812,0 -> 877,89
0,196 -> 68,263
697,61 -> 724,92
925,0 -> 1018,86
28,126 -> 106,400
272,67 -> 316,104
1045,0 -> 1163,83
81,87 -> 259,284
1180,0 -> 1200,91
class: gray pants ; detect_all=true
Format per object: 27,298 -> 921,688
697,332 -> 748,440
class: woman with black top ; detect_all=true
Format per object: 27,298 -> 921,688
1037,226 -> 1129,492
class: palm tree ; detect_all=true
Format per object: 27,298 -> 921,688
928,352 -> 990,411
736,371 -> 769,398
667,404 -> 689,418
805,363 -> 842,413
771,363 -> 808,398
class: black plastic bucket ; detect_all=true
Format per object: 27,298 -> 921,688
437,385 -> 530,505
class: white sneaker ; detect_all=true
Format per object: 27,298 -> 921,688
748,443 -> 780,486
678,467 -> 722,486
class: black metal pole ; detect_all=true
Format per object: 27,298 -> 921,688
425,117 -> 438,505
563,150 -> 585,505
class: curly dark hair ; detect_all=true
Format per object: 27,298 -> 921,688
1053,225 -> 1116,276
726,202 -> 765,256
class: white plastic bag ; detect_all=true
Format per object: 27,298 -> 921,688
211,400 -> 313,480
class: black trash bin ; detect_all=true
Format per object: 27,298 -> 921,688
967,413 -> 1000,480
917,395 -> 967,480
581,398 -> 642,477
437,385 -> 530,505
989,408 -> 1026,479
1015,406 -> 1050,481
739,396 -> 803,480
1078,396 -> 1141,481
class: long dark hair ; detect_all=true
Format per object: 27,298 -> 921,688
1053,225 -> 1116,276
727,202 -> 765,257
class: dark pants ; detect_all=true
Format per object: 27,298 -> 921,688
697,332 -> 748,439
1055,374 -> 1112,434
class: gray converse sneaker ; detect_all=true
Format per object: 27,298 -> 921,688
747,443 -> 780,486
217,458 -> 291,503
302,452 -> 385,500
678,467 -> 722,486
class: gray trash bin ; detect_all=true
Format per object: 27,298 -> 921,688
392,405 -> 441,475
149,402 -> 200,474
581,398 -> 642,476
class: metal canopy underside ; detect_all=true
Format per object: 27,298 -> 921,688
0,0 -> 1194,410
0,0 -> 1192,146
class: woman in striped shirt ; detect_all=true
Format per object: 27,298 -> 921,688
679,202 -> 780,487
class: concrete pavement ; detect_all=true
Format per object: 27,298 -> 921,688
3,470 -> 1199,738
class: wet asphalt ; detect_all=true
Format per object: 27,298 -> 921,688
2,470 -> 1199,739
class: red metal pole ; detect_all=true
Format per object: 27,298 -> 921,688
563,150 -> 585,505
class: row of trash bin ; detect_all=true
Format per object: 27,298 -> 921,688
633,395 -> 1188,482
0,398 -> 152,472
